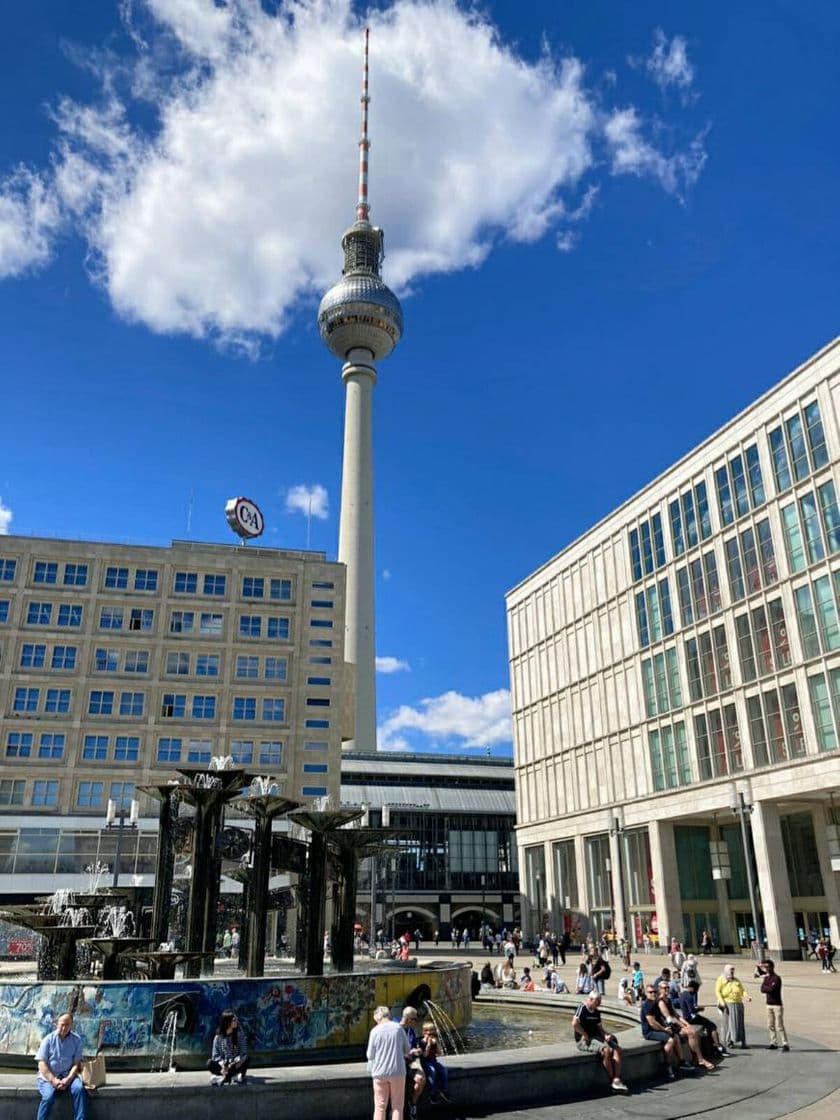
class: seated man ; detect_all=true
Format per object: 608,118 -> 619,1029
639,983 -> 680,1081
35,1012 -> 87,1120
572,993 -> 629,1094
400,1006 -> 427,1119
679,980 -> 728,1057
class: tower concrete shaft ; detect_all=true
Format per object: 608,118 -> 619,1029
337,354 -> 377,751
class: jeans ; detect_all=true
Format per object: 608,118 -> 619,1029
37,1078 -> 87,1120
422,1059 -> 449,1096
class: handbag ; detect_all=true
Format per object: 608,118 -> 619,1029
81,1052 -> 107,1090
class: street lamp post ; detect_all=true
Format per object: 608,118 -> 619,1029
730,783 -> 762,959
106,798 -> 139,889
610,813 -> 628,950
480,873 -> 487,944
534,872 -> 543,940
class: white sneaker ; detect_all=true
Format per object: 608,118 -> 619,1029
210,1075 -> 224,1086
611,1079 -> 629,1093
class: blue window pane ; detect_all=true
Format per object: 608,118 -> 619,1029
7,732 -> 33,757
270,579 -> 292,600
13,687 -> 39,712
258,741 -> 283,766
0,601 -> 9,623
804,401 -> 829,470
99,607 -> 123,630
45,688 -> 71,713
301,786 -> 328,797
27,602 -> 52,625
652,513 -> 666,568
669,501 -> 684,558
134,569 -> 158,591
715,466 -> 734,527
303,763 -> 328,774
192,695 -> 216,720
83,735 -> 109,760
0,559 -> 17,581
695,482 -> 712,539
768,427 -> 791,492
203,574 -> 226,596
51,645 -> 77,670
20,643 -> 46,668
34,562 -> 58,584
242,576 -> 264,598
32,780 -> 59,807
730,455 -> 750,518
659,579 -> 674,635
268,617 -> 291,639
196,654 -> 220,676
233,697 -> 256,721
786,415 -> 809,482
745,445 -> 765,507
781,504 -> 806,573
629,528 -> 642,581
681,490 -> 698,549
799,492 -> 825,563
818,481 -> 840,554
305,719 -> 329,729
174,571 -> 197,593
262,698 -> 285,722
157,738 -> 182,763
119,692 -> 144,716
63,564 -> 88,587
58,604 -> 82,627
635,591 -> 649,648
38,733 -> 65,759
114,736 -> 140,762
239,616 -> 261,637
640,521 -> 654,575
105,567 -> 128,589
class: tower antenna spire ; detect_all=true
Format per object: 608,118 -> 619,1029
356,26 -> 371,223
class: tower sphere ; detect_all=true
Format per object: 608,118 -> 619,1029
318,221 -> 403,362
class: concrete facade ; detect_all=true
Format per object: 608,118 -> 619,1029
0,536 -> 349,899
507,338 -> 840,958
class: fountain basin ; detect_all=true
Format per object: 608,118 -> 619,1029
0,963 -> 471,1070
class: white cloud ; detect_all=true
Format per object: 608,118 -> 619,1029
605,108 -> 706,197
381,568 -> 392,581
285,483 -> 329,520
376,656 -> 411,674
645,29 -> 695,92
378,688 -> 512,752
0,1 -> 705,341
0,168 -> 61,278
0,497 -> 12,534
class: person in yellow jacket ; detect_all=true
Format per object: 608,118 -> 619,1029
715,963 -> 752,1048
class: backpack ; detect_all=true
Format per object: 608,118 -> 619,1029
684,964 -> 697,982
601,960 -> 612,980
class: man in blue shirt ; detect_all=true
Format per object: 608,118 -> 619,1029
35,1012 -> 86,1120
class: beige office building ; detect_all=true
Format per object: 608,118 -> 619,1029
0,536 -> 349,901
507,338 -> 840,959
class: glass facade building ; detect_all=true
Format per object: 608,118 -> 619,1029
507,338 -> 840,958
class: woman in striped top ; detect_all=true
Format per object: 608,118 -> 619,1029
208,1010 -> 249,1085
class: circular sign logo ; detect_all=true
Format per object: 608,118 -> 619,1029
225,496 -> 265,540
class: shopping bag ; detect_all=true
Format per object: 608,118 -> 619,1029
81,1052 -> 107,1090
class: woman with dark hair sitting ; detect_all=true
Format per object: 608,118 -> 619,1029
208,1010 -> 249,1085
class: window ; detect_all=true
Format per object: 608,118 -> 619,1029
174,571 -> 198,594
119,691 -> 144,716
95,648 -> 120,673
166,651 -> 190,675
0,558 -> 17,582
0,780 -> 25,806
769,402 -> 830,494
642,650 -> 683,717
258,740 -> 283,766
83,735 -> 108,761
99,606 -> 124,631
781,502 -> 806,573
303,763 -> 328,773
634,579 -> 673,648
795,576 -> 840,657
264,657 -> 287,680
306,697 -> 330,707
745,445 -> 765,507
196,654 -> 220,677
203,574 -> 226,596
187,739 -> 212,764
32,780 -> 59,807
57,604 -> 82,627
808,670 -> 840,752
242,576 -> 264,599
192,695 -> 216,720
89,690 -> 114,715
6,732 -> 33,758
800,491 -> 825,565
45,688 -> 71,713
311,600 -> 334,609
305,719 -> 329,729
715,465 -> 734,527
804,401 -> 829,469
270,578 -> 292,600
170,610 -> 194,634
769,426 -> 792,492
232,696 -> 256,721
694,705 -> 742,780
199,612 -> 223,635
727,522 -> 776,602
304,740 -> 329,751
161,693 -> 186,718
105,566 -> 129,589
268,617 -> 290,639
715,445 -> 764,526
63,563 -> 88,587
236,655 -> 259,679
312,581 -> 334,590
239,615 -> 261,637
309,657 -> 332,666
125,650 -> 149,674
309,639 -> 333,648
34,561 -> 58,584
0,600 -> 9,623
648,723 -> 691,791
110,781 -> 135,809
787,414 -> 810,482
307,675 -> 330,686
262,697 -> 285,722
38,733 -> 65,760
13,687 -> 39,712
114,735 -> 140,762
301,786 -> 328,798
77,782 -> 104,809
51,645 -> 77,670
129,608 -> 154,632
757,519 -> 778,584
817,480 -> 840,555
309,618 -> 332,629
747,684 -> 805,766
230,739 -> 254,764
157,738 -> 182,763
20,643 -> 46,668
27,602 -> 52,626
134,569 -> 158,591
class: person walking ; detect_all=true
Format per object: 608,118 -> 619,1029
759,960 -> 790,1052
35,1013 -> 86,1120
367,1006 -> 410,1120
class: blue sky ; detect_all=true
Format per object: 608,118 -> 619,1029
1,1 -> 838,756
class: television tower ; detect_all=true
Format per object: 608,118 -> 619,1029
318,28 -> 403,752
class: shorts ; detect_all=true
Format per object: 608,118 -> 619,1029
643,1030 -> 671,1045
576,1038 -> 607,1055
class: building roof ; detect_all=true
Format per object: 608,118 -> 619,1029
340,751 -> 515,815
340,782 -> 515,816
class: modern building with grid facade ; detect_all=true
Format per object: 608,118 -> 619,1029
0,536 -> 349,903
507,338 -> 840,960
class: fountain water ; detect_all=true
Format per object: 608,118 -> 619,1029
156,1009 -> 179,1073
425,999 -> 467,1055
85,861 -> 110,895
59,908 -> 92,928
98,906 -> 135,938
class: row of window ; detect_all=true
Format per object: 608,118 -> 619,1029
7,687 -> 330,725
0,558 -> 336,601
629,399 -> 829,584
